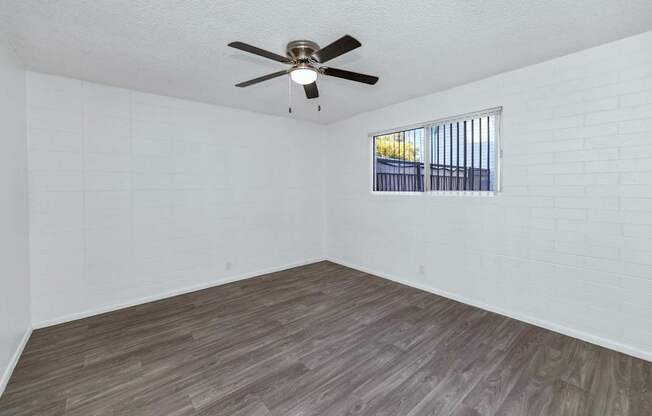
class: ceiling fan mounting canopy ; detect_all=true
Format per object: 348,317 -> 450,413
228,35 -> 378,101
286,40 -> 320,62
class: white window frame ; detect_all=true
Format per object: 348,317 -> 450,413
369,107 -> 503,196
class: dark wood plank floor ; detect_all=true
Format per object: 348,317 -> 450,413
1,261 -> 650,415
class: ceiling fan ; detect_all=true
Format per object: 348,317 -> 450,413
227,35 -> 378,101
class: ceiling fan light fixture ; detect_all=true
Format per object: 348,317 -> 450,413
229,35 -> 378,99
290,67 -> 318,85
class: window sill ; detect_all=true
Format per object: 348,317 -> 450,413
370,191 -> 424,196
370,190 -> 498,197
428,191 -> 497,197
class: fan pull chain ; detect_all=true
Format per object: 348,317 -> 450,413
317,73 -> 322,112
288,75 -> 292,114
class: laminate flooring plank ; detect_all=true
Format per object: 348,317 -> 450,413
271,344 -> 405,416
584,349 -> 631,416
458,327 -> 550,415
494,330 -> 600,416
546,380 -> 588,416
629,358 -> 652,416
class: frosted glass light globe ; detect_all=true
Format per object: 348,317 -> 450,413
290,68 -> 318,85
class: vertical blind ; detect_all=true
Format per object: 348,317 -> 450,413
372,109 -> 501,193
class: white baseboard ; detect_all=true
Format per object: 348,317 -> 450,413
0,327 -> 32,397
33,257 -> 326,329
326,257 -> 652,363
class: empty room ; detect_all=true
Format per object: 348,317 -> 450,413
1,1 -> 652,415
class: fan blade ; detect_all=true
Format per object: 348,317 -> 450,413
322,67 -> 378,85
311,35 -> 361,63
228,41 -> 291,64
235,70 -> 288,87
303,82 -> 319,99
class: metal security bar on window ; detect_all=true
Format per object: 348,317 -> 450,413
373,128 -> 424,192
430,112 -> 498,191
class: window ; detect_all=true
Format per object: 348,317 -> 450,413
372,128 -> 425,192
371,108 -> 501,193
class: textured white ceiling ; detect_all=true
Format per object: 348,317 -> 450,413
2,1 -> 652,124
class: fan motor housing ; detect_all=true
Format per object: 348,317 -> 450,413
286,40 -> 320,62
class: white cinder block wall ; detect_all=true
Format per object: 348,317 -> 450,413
0,40 -> 30,393
27,73 -> 324,326
325,31 -> 652,360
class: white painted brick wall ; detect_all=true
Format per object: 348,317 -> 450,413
27,73 -> 325,325
325,31 -> 652,359
0,38 -> 30,394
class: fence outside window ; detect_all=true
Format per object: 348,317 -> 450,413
373,128 -> 424,192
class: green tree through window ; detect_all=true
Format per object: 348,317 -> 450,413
374,135 -> 420,161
